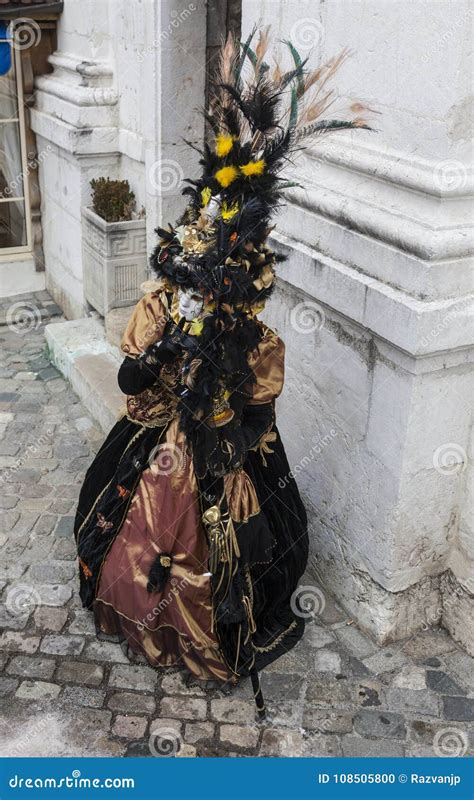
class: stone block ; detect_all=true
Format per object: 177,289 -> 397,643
15,680 -> 61,700
7,655 -> 56,680
184,722 -> 215,744
353,710 -> 406,740
40,635 -> 84,656
112,715 -> 148,740
108,692 -> 156,715
56,661 -> 103,686
108,664 -> 157,693
34,607 -> 68,632
210,698 -> 256,724
220,724 -> 259,749
160,696 -> 206,721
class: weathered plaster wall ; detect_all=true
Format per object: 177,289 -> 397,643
242,0 -> 473,650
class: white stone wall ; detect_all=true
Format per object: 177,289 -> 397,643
242,1 -> 473,650
31,0 -> 206,317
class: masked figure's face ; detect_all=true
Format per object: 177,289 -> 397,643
178,288 -> 204,321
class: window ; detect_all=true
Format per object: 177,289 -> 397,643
0,22 -> 31,253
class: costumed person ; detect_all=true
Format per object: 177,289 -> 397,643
74,28 -> 371,717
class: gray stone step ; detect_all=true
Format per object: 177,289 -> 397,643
45,318 -> 124,433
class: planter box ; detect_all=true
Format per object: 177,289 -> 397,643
82,206 -> 148,316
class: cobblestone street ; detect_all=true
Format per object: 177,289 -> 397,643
0,300 -> 473,759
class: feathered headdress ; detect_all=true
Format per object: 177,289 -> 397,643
151,27 -> 371,310
150,28 -> 372,440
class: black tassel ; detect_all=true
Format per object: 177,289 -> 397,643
147,553 -> 172,593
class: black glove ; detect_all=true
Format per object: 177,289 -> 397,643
118,319 -> 200,396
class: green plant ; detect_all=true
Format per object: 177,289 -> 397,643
90,178 -> 136,222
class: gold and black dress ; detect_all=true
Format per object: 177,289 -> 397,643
74,288 -> 308,693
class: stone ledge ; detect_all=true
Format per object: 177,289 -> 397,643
44,318 -> 123,433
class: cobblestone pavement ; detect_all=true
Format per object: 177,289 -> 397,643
0,300 -> 473,758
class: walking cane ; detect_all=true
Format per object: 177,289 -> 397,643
250,668 -> 266,720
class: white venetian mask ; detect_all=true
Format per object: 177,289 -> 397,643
178,288 -> 204,321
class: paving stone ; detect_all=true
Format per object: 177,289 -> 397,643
341,735 -> 405,757
54,516 -> 75,537
303,708 -> 353,733
108,692 -> 156,715
0,676 -> 19,695
62,686 -> 106,708
426,670 -> 466,695
125,741 -> 154,758
355,681 -> 382,707
56,661 -> 103,686
148,720 -> 184,756
353,710 -> 406,740
305,624 -> 336,649
67,610 -> 96,635
260,728 -> 306,757
261,671 -> 305,701
51,538 -> 77,560
175,743 -> 197,757
392,665 -> 427,690
220,724 -> 259,749
442,652 -> 474,693
314,649 -> 342,673
184,722 -> 215,744
83,640 -> 129,663
161,672 -> 206,696
211,698 -> 256,724
306,676 -> 352,708
362,647 -> 409,675
0,651 -> 8,669
34,584 -> 72,607
112,715 -> 148,740
40,635 -> 85,656
443,696 -> 474,721
0,631 -> 40,653
7,655 -> 56,680
384,688 -> 440,717
161,696 -> 207,721
15,680 -> 61,700
422,657 -> 442,668
31,515 -> 58,536
27,561 -> 75,584
304,733 -> 342,756
34,606 -> 68,632
109,664 -> 157,693
0,605 -> 30,631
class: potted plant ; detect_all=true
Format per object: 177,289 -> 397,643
82,178 -> 147,316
